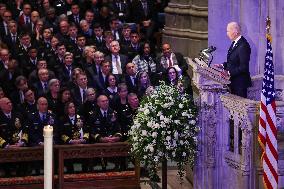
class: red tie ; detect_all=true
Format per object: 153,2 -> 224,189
168,57 -> 173,67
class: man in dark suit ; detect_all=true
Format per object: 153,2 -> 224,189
215,22 -> 251,98
124,62 -> 138,93
68,3 -> 82,28
130,0 -> 157,40
3,20 -> 20,57
71,72 -> 89,108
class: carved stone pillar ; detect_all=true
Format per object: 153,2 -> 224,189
163,0 -> 208,57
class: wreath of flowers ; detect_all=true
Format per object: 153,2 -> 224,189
128,81 -> 199,180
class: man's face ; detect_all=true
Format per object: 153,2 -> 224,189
101,62 -> 111,74
110,19 -> 120,30
24,90 -> 35,103
20,35 -> 31,47
80,22 -> 89,32
0,49 -> 9,62
110,41 -> 120,54
130,33 -> 140,44
23,4 -> 32,16
77,37 -> 86,47
94,54 -> 104,64
59,21 -> 69,34
68,26 -> 78,37
31,11 -> 40,23
162,44 -> 171,57
76,74 -> 88,88
126,63 -> 136,76
29,49 -> 37,59
71,5 -> 80,15
37,61 -> 47,69
122,28 -> 131,38
17,79 -> 28,91
38,69 -> 49,82
226,24 -> 237,41
37,98 -> 48,113
0,98 -> 12,113
57,45 -> 66,56
97,95 -> 109,110
51,37 -> 59,48
94,27 -> 103,37
85,12 -> 94,23
3,11 -> 12,23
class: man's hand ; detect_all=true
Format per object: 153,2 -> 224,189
213,64 -> 223,69
221,70 -> 230,78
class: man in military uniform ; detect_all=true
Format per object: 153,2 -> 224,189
26,97 -> 58,146
0,97 -> 28,176
16,88 -> 37,119
119,93 -> 139,141
88,95 -> 121,143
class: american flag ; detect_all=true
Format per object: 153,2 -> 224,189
258,35 -> 278,189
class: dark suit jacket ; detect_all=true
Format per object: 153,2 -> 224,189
105,53 -> 129,74
130,0 -> 157,24
26,111 -> 58,146
224,36 -> 251,90
124,74 -> 138,93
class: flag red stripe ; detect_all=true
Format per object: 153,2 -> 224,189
264,154 -> 278,182
263,171 -> 273,189
262,104 -> 277,136
266,135 -> 279,160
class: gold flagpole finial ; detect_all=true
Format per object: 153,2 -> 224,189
266,16 -> 271,34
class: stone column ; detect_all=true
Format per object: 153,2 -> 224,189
163,0 -> 208,57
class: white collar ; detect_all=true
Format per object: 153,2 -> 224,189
233,35 -> 242,46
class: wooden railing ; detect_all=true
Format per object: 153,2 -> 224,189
0,142 -> 140,189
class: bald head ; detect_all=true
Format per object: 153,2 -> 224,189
226,22 -> 241,41
0,97 -> 12,113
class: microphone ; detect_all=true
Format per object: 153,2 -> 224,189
201,46 -> 217,53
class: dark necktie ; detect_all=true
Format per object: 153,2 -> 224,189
103,111 -> 107,118
25,17 -> 30,24
12,36 -> 16,43
228,41 -> 235,53
82,89 -> 86,103
41,113 -> 46,121
167,57 -> 173,67
7,114 -> 11,119
44,82 -> 48,92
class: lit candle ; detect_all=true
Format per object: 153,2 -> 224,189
43,125 -> 53,189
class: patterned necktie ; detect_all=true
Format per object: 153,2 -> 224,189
115,55 -> 122,74
12,36 -> 16,43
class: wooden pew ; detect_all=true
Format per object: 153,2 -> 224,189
0,142 -> 140,189
0,146 -> 44,189
56,142 -> 140,189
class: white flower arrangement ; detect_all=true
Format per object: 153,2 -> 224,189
128,81 -> 199,180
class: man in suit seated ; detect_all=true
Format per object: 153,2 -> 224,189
214,22 -> 251,98
156,42 -> 188,80
105,40 -> 129,80
32,68 -> 50,97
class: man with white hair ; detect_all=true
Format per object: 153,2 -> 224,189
216,21 -> 251,98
